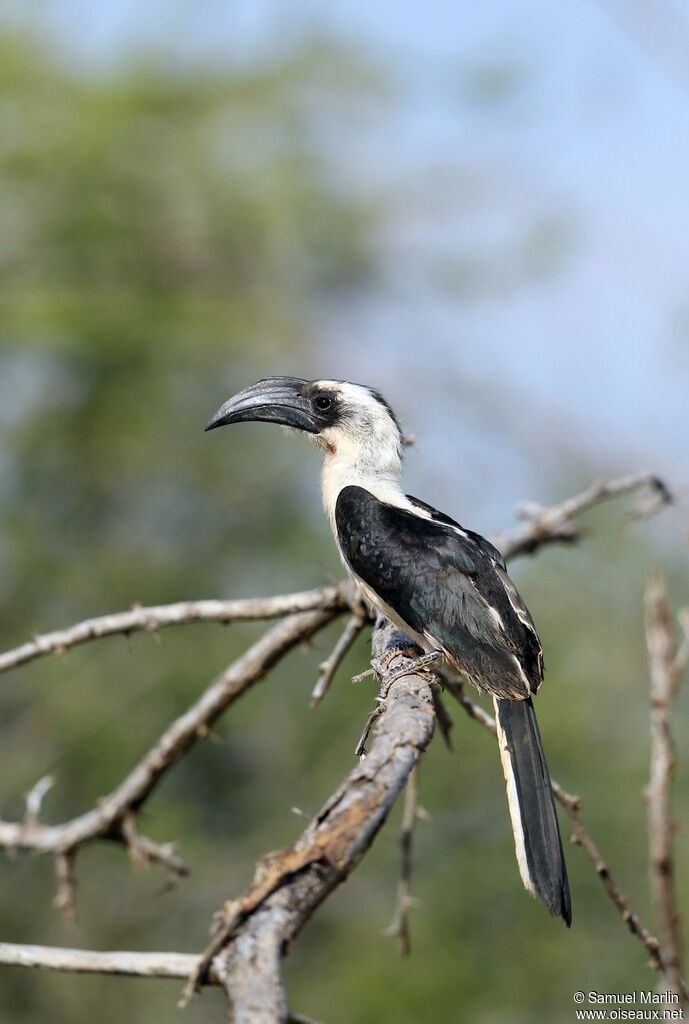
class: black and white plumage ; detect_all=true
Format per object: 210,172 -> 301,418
206,376 -> 571,926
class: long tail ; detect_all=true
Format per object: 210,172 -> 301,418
494,696 -> 571,926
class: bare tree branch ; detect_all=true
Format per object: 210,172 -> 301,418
443,680 -> 687,994
0,474 -> 665,681
0,942 -> 207,980
23,775 -> 55,828
0,603 -> 344,913
0,941 -> 325,1023
645,569 -> 687,1004
0,585 -> 345,677
493,473 -> 671,560
54,850 -> 77,926
564,800 -> 678,987
0,473 -> 678,1016
384,765 -> 422,956
310,610 -> 368,709
181,619 -> 439,1020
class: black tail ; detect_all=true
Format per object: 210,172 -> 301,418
494,696 -> 571,926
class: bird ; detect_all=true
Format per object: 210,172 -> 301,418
206,376 -> 571,925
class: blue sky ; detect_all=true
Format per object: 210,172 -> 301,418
7,0 -> 689,527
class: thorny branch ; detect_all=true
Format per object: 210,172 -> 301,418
0,599 -> 348,910
0,586 -> 344,677
0,944 -> 322,1023
0,471 -> 681,1018
0,472 -> 664,682
492,472 -> 671,560
645,570 -> 688,1005
442,679 -> 688,1000
309,609 -> 369,709
383,765 -> 424,956
181,619 -> 439,1020
0,942 -> 210,981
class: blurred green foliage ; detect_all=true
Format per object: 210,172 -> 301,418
0,22 -> 378,1022
0,26 -> 377,629
0,19 -> 688,1024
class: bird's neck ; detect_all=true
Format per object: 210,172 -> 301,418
320,442 -> 405,535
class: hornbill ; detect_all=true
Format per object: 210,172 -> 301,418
206,376 -> 571,925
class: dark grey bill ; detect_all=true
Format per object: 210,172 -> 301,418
205,377 -> 320,434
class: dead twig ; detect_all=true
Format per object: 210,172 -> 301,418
354,703 -> 385,758
54,850 -> 77,926
23,775 -> 55,829
0,473 -> 677,1015
310,611 -> 368,709
384,765 -> 423,955
493,473 -> 671,560
181,620 -> 439,1019
0,585 -> 346,677
444,681 -> 687,994
645,570 -> 687,1004
440,676 -> 495,732
0,943 -> 321,1024
0,605 -> 342,917
0,941 -> 211,981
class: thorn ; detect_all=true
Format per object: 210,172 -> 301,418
122,811 -> 146,870
24,774 -> 55,826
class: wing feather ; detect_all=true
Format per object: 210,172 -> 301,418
335,486 -> 543,700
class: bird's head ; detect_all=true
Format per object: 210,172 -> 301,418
206,376 -> 404,477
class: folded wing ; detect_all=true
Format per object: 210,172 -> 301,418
335,485 -> 542,701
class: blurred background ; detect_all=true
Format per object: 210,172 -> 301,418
0,1 -> 688,1021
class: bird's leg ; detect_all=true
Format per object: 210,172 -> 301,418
355,651 -> 443,757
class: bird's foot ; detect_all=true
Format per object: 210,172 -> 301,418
381,650 -> 443,694
351,656 -> 386,685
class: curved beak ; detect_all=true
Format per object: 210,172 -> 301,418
205,377 -> 320,434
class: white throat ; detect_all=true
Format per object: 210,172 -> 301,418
321,452 -> 408,533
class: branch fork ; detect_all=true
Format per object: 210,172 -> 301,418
0,472 -> 683,1019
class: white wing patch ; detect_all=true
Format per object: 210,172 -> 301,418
404,497 -> 469,539
511,653 -> 533,691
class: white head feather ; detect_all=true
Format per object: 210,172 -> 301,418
307,380 -> 407,530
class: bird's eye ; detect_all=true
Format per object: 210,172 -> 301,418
315,395 -> 332,411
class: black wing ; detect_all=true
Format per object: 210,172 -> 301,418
335,486 -> 543,700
